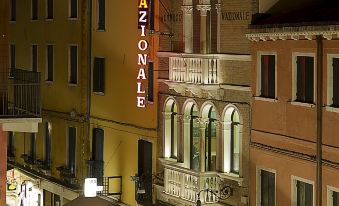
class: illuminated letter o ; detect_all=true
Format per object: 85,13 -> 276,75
138,40 -> 148,51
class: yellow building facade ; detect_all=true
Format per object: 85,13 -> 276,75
7,0 -> 158,205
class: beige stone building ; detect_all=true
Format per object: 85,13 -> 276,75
154,0 -> 257,205
247,1 -> 339,206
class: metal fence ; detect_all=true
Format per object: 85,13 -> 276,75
0,68 -> 41,118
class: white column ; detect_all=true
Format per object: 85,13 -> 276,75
163,112 -> 172,158
215,3 -> 221,53
183,117 -> 191,168
196,4 -> 211,54
181,5 -> 194,53
222,121 -> 232,173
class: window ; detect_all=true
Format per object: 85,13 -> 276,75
93,57 -> 105,93
164,99 -> 178,159
97,0 -> 105,30
10,44 -> 15,69
259,54 -> 276,98
46,45 -> 54,81
69,45 -> 78,84
31,0 -> 38,20
148,62 -> 154,102
46,0 -> 53,19
68,127 -> 76,174
204,106 -> 217,172
44,122 -> 52,167
223,106 -> 241,174
292,177 -> 314,206
183,102 -> 200,171
32,45 -> 38,72
293,55 -> 315,104
327,56 -> 339,108
69,0 -> 77,18
258,169 -> 275,206
30,133 -> 36,162
329,188 -> 339,206
7,132 -> 15,158
92,128 -> 104,184
10,0 -> 16,21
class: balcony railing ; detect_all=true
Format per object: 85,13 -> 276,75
0,68 -> 41,118
164,164 -> 219,204
169,56 -> 219,84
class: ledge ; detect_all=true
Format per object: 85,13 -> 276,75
290,101 -> 315,108
325,106 -> 339,114
157,52 -> 251,61
254,96 -> 278,102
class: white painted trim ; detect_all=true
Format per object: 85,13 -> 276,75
291,52 -> 316,103
254,96 -> 278,103
157,52 -> 252,61
325,106 -> 339,113
290,101 -> 315,108
219,84 -> 251,91
256,51 -> 277,98
327,54 -> 339,107
291,175 -> 315,206
256,166 -> 276,206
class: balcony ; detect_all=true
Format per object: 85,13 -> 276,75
161,163 -> 220,205
56,165 -> 77,185
0,68 -> 42,132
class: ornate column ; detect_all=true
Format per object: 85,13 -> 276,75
215,3 -> 221,53
196,3 -> 211,54
199,119 -> 206,173
177,114 -> 184,162
181,5 -> 194,53
162,112 -> 172,158
222,121 -> 232,173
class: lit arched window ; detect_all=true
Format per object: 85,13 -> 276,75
183,102 -> 200,171
223,106 -> 241,174
202,105 -> 217,171
164,99 -> 178,159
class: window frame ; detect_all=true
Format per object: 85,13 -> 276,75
328,186 -> 339,206
256,167 -> 276,206
46,44 -> 54,82
68,44 -> 78,85
96,0 -> 105,31
45,0 -> 54,20
326,54 -> 339,113
256,51 -> 278,101
291,52 -> 316,107
291,176 -> 315,206
68,0 -> 78,20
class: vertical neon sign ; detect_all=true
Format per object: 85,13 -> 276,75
137,0 -> 149,108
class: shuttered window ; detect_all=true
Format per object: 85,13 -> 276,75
260,55 -> 276,98
70,0 -> 77,18
10,0 -> 16,21
68,127 -> 76,174
32,45 -> 38,72
260,170 -> 275,206
97,0 -> 105,30
69,45 -> 78,84
32,0 -> 38,20
296,56 -> 314,103
148,62 -> 154,102
93,57 -> 105,93
47,0 -> 53,19
47,45 -> 54,81
332,58 -> 339,107
296,180 -> 313,206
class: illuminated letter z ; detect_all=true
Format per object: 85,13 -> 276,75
139,11 -> 147,23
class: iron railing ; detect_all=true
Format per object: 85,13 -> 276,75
0,68 -> 41,118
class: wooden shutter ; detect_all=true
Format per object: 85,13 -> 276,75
305,182 -> 313,206
98,0 -> 105,30
68,127 -> 76,174
261,170 -> 269,206
305,57 -> 314,103
268,171 -> 275,206
261,55 -> 269,97
268,55 -> 276,98
93,57 -> 105,92
332,58 -> 339,107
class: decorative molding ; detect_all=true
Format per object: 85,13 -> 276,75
215,3 -> 221,13
196,4 -> 211,16
181,5 -> 194,15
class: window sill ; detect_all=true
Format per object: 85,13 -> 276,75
9,20 -> 16,23
325,106 -> 339,113
68,17 -> 78,21
290,101 -> 315,108
45,80 -> 54,84
93,92 -> 105,96
218,172 -> 244,186
96,29 -> 106,32
30,19 -> 38,22
254,96 -> 277,102
45,18 -> 54,22
158,157 -> 177,165
68,83 -> 78,87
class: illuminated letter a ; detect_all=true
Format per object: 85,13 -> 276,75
138,0 -> 148,9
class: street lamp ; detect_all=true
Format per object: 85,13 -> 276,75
196,185 -> 232,206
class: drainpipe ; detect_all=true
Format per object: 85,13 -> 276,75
316,35 -> 323,206
86,0 -> 92,179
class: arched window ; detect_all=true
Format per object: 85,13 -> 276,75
164,99 -> 178,159
223,106 -> 241,174
202,105 -> 217,171
183,101 -> 200,171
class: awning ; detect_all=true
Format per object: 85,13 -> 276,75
63,196 -> 118,206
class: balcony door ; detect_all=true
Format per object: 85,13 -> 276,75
92,128 -> 104,185
137,139 -> 152,205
